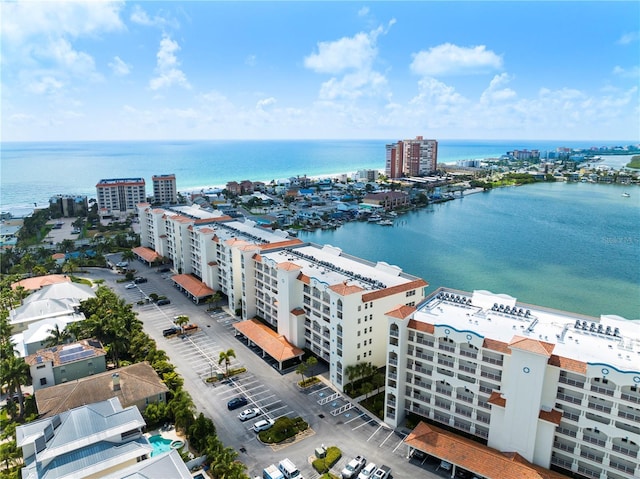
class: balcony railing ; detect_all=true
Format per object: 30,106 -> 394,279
556,426 -> 577,438
590,384 -> 615,396
553,441 -> 575,453
609,460 -> 635,475
587,402 -> 612,414
481,355 -> 503,366
582,435 -> 605,447
579,450 -> 604,463
557,392 -> 582,405
459,349 -> 477,359
438,344 -> 456,353
621,392 -> 640,404
558,375 -> 584,388
612,443 -> 639,459
618,410 -> 640,422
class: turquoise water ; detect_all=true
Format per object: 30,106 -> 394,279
301,182 -> 640,320
1,140 -> 637,319
1,139 -> 632,213
148,434 -> 173,456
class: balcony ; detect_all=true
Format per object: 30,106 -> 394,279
587,402 -> 611,414
579,449 -> 604,464
618,409 -> 640,423
437,358 -> 454,368
481,355 -> 503,366
621,390 -> 640,404
558,374 -> 585,389
454,407 -> 472,417
609,459 -> 635,475
438,343 -> 456,353
553,441 -> 575,453
556,426 -> 577,438
480,369 -> 502,382
458,364 -> 476,374
612,443 -> 639,459
459,349 -> 478,359
590,384 -> 615,397
557,392 -> 583,405
582,435 -> 605,447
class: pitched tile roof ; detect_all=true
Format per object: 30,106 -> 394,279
35,362 -> 169,418
132,246 -> 162,263
405,421 -> 570,479
509,336 -> 555,356
482,338 -> 511,354
386,304 -> 417,320
407,319 -> 435,334
171,274 -> 215,298
488,391 -> 506,407
548,355 -> 587,374
233,319 -> 304,363
361,279 -> 428,302
329,282 -> 364,296
12,274 -> 71,291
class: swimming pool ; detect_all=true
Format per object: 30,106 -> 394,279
148,435 -> 173,456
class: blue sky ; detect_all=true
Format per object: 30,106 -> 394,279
1,1 -> 638,141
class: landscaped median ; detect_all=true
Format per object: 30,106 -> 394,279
311,445 -> 342,475
257,416 -> 309,444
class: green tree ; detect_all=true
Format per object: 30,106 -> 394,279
187,413 -> 216,453
44,324 -> 71,347
121,249 -> 136,263
305,356 -> 318,378
295,362 -> 307,386
174,315 -> 189,332
168,388 -> 195,432
0,354 -> 30,419
218,349 -> 236,378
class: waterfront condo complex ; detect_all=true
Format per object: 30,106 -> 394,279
135,202 -> 639,479
136,203 -> 426,387
96,178 -> 146,218
386,288 -> 640,479
385,136 -> 438,178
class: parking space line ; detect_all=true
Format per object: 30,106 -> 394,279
366,424 -> 384,441
379,429 -> 395,448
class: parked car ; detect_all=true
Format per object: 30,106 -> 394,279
162,327 -> 180,337
341,456 -> 366,478
252,418 -> 275,432
227,397 -> 248,410
125,283 -> 136,289
238,408 -> 260,421
156,299 -> 171,306
357,463 -> 377,479
371,465 -> 391,479
134,276 -> 148,283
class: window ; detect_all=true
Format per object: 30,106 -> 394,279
406,290 -> 416,297
358,331 -> 361,336
40,378 -> 47,386
369,327 -> 372,333
358,318 -> 361,324
357,343 -> 361,349
357,355 -> 361,361
358,306 -> 361,312
36,364 -> 46,370
364,352 -> 367,357
365,303 -> 368,309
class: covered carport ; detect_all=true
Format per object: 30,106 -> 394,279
405,421 -> 568,479
132,246 -> 163,266
171,274 -> 215,304
233,318 -> 304,371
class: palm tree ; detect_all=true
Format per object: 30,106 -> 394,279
0,354 -> 30,419
174,315 -> 189,332
218,349 -> 236,378
295,362 -> 307,386
305,356 -> 318,378
44,324 -> 70,347
121,249 -> 136,263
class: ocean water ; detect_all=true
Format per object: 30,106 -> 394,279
0,139 -> 632,214
1,140 -> 638,319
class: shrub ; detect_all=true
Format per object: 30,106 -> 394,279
258,416 -> 308,444
312,446 -> 341,473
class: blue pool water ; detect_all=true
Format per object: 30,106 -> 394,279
148,435 -> 173,456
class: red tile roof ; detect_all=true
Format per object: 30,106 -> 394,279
407,319 -> 435,334
386,304 -> 417,320
488,391 -> 506,407
171,274 -> 215,298
233,319 -> 304,363
361,279 -> 428,302
405,422 -> 570,479
329,282 -> 364,296
538,408 -> 563,425
12,274 -> 71,291
482,338 -> 511,354
548,355 -> 587,374
509,336 -> 555,356
132,246 -> 162,263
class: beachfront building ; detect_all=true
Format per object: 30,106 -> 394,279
362,191 -> 410,211
136,203 -> 427,385
152,174 -> 178,205
386,136 -> 438,178
48,194 -> 88,218
26,339 -> 107,391
96,177 -> 146,218
385,287 -> 640,479
241,243 -> 428,388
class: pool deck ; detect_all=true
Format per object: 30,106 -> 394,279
146,426 -> 186,447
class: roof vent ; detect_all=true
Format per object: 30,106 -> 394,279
112,373 -> 121,391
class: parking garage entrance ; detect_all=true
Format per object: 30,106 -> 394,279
233,318 -> 304,371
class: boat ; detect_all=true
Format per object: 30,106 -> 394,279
621,193 -> 630,198
368,214 -> 382,222
377,219 -> 393,226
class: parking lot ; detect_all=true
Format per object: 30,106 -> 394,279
90,260 -> 448,479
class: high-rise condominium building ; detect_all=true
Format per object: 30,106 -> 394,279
385,136 -> 438,178
96,178 -> 146,218
152,174 -> 177,204
384,287 -> 640,479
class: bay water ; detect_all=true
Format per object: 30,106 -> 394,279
1,140 -> 638,319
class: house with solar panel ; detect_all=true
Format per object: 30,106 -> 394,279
26,339 -> 107,391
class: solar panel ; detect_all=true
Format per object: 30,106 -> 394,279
59,349 -> 95,364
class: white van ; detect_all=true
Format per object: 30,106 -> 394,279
278,458 -> 302,479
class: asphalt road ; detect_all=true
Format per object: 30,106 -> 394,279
85,259 -> 448,479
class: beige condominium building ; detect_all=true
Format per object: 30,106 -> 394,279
151,174 -> 177,205
136,203 -> 427,388
384,287 -> 640,479
96,178 -> 146,218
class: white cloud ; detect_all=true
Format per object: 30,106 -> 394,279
109,56 -> 131,76
27,75 -> 65,95
617,31 -> 640,45
480,73 -> 517,104
44,38 -> 100,80
411,43 -> 503,77
256,97 -> 276,109
245,55 -> 257,66
612,65 -> 640,78
358,7 -> 370,17
1,1 -> 124,44
149,35 -> 191,90
305,22 -> 394,102
129,4 -> 178,29
305,31 -> 379,74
